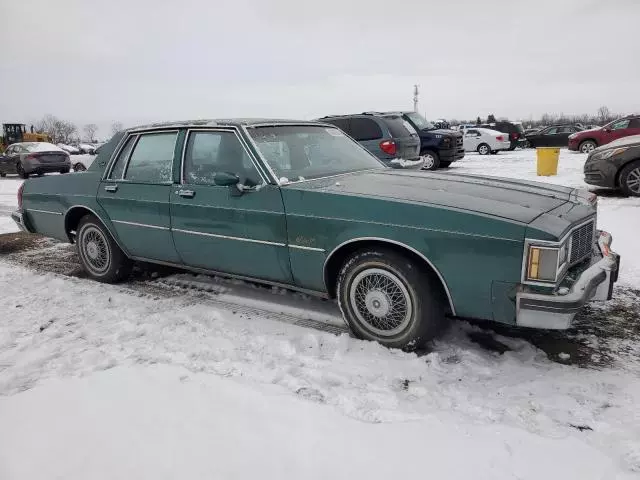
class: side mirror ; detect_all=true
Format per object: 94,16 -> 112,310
214,172 -> 240,187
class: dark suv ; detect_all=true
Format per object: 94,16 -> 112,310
399,112 -> 464,169
319,113 -> 423,169
478,121 -> 526,150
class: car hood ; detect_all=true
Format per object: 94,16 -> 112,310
419,128 -> 461,137
286,169 -> 589,226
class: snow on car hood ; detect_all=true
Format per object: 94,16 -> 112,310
594,134 -> 640,151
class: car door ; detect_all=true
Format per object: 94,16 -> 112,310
603,119 -> 631,144
170,128 -> 291,283
464,129 -> 481,151
555,126 -> 574,146
349,117 -> 384,158
537,127 -> 559,147
97,130 -> 181,262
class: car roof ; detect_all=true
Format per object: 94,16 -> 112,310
319,112 -> 404,119
126,118 -> 330,132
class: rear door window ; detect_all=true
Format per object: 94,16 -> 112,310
123,132 -> 177,183
544,127 -> 559,135
350,118 -> 383,141
108,136 -> 137,180
382,116 -> 411,138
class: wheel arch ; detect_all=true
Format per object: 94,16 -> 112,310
579,138 -> 598,148
64,205 -> 129,256
323,237 -> 456,315
616,157 -> 640,188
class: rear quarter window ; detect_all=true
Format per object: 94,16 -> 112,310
382,116 -> 412,138
350,118 -> 383,141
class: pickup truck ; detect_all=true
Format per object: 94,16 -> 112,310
400,112 -> 465,169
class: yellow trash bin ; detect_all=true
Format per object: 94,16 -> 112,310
536,147 -> 560,176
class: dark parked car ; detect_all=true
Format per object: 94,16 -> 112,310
568,115 -> 640,154
0,142 -> 71,178
10,119 -> 620,350
319,113 -> 423,169
584,134 -> 640,196
480,121 -> 526,150
524,125 -> 581,148
397,112 -> 464,170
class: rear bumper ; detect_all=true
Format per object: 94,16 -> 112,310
11,210 -> 34,233
516,231 -> 619,329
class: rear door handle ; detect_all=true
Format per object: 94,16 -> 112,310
104,185 -> 118,192
178,189 -> 195,198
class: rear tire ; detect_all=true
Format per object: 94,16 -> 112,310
579,140 -> 597,154
337,249 -> 445,351
77,214 -> 131,283
619,160 -> 640,197
439,161 -> 452,168
73,163 -> 87,172
421,150 -> 440,170
477,143 -> 491,155
16,162 -> 28,179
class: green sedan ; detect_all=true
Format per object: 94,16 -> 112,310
11,119 -> 620,350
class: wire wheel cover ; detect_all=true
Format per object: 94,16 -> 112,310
349,268 -> 413,336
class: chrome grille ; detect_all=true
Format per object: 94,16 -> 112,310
570,221 -> 595,264
455,136 -> 463,147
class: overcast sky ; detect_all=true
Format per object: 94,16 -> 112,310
2,0 -> 639,137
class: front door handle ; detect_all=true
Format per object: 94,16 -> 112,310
178,189 -> 195,198
104,185 -> 118,192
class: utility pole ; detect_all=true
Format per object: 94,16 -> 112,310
413,84 -> 419,112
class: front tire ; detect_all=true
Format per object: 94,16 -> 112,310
337,249 -> 445,350
579,140 -> 597,154
477,143 -> 491,155
16,162 -> 28,179
77,215 -> 131,283
421,150 -> 440,170
619,160 -> 640,197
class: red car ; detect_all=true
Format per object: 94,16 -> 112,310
568,115 -> 640,154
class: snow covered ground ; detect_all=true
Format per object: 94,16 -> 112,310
1,148 -> 639,479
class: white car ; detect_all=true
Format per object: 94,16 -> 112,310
56,143 -> 80,155
78,143 -> 97,155
462,127 -> 511,155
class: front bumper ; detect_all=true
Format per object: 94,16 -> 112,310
516,231 -> 619,329
439,146 -> 465,162
11,210 -> 34,233
568,139 -> 580,151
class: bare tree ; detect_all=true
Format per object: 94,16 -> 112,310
83,123 -> 98,142
597,106 -> 611,124
111,121 -> 124,136
35,114 -> 78,144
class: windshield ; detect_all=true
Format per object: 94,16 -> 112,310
404,112 -> 435,130
247,125 -> 384,182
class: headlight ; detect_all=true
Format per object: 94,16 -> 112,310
526,242 -> 568,283
568,134 -> 576,139
598,147 -> 628,160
